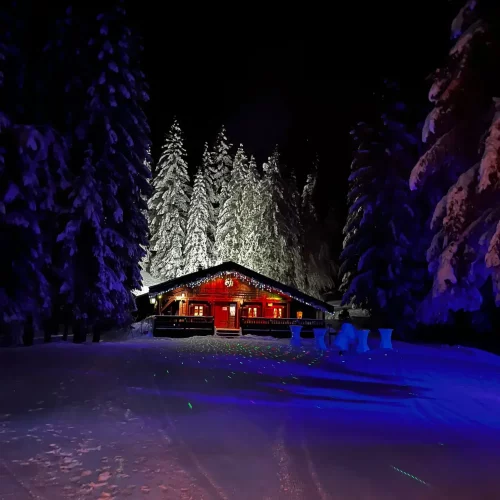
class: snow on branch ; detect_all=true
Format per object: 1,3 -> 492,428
410,123 -> 464,190
450,19 -> 485,57
442,163 -> 479,239
478,98 -> 500,192
434,208 -> 490,295
451,0 -> 477,39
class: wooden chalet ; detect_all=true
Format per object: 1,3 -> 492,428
148,262 -> 334,337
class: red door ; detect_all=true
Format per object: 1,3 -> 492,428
214,304 -> 230,328
214,303 -> 237,328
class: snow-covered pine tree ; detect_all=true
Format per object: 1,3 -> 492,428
0,3 -> 70,343
301,161 -> 319,296
340,123 -> 379,304
253,148 -> 293,284
206,126 -> 232,264
214,145 -> 248,264
340,111 -> 419,328
137,147 -> 155,291
184,167 -> 210,274
239,155 -> 262,269
284,168 -> 306,292
1,128 -> 69,340
380,82 -> 427,329
248,162 -> 275,279
211,126 -> 232,204
148,120 -> 191,280
301,160 -> 318,225
301,158 -> 336,298
410,0 -> 500,324
200,142 -> 216,263
54,3 -> 152,338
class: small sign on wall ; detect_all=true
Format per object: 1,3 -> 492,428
222,307 -> 228,311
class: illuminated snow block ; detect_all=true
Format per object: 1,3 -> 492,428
289,325 -> 303,347
334,330 -> 350,351
313,328 -> 327,351
378,328 -> 393,349
356,329 -> 370,353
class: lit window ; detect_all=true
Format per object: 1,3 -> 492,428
194,305 -> 204,316
273,308 -> 282,318
247,307 -> 258,317
296,311 -> 303,319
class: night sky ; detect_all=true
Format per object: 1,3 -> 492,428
126,1 -> 459,222
38,1 -> 460,227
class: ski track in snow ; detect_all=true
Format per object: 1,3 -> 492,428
1,336 -> 500,499
141,345 -> 230,500
300,433 -> 328,500
272,424 -> 304,499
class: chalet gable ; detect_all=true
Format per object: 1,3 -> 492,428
148,261 -> 334,314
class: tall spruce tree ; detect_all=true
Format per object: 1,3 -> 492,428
254,149 -> 294,284
285,168 -> 306,292
301,159 -> 336,298
410,0 -> 500,324
211,125 -> 232,205
239,155 -> 262,269
184,167 -> 210,274
148,121 -> 191,280
200,142 -> 216,263
214,145 -> 247,264
0,3 -> 69,343
340,112 -> 419,328
301,163 -> 318,225
140,146 -> 153,271
54,3 -> 152,338
206,126 -> 232,264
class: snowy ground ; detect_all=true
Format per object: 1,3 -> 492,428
1,336 -> 500,499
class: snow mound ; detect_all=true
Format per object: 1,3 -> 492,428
102,321 -> 153,342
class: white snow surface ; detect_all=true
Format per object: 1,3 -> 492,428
2,336 -> 500,499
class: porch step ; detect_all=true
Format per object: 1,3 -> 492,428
215,328 -> 241,338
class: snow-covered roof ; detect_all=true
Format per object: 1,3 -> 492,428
148,261 -> 335,313
132,269 -> 167,297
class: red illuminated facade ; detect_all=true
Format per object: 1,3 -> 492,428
148,262 -> 334,331
157,275 -> 292,329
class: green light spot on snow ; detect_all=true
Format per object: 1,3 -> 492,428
188,403 -> 193,409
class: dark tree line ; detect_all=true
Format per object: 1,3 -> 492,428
0,1 -> 151,344
340,0 -> 500,334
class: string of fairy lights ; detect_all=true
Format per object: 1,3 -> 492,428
149,270 -> 334,313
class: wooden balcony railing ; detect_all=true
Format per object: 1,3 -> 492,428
153,315 -> 325,337
240,317 -> 325,333
154,315 -> 214,336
